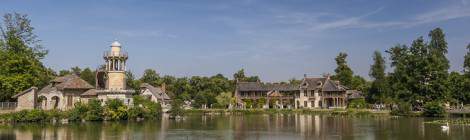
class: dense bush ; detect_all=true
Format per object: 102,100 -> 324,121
390,102 -> 412,116
347,99 -> 367,109
67,102 -> 89,121
85,99 -> 104,121
103,99 -> 128,120
423,101 -> 445,117
169,99 -> 185,117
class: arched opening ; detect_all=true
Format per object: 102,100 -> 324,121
51,96 -> 60,109
37,96 -> 47,109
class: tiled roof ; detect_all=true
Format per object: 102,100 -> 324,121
237,82 -> 298,91
54,74 -> 94,90
81,89 -> 97,96
140,83 -> 170,100
322,80 -> 347,92
39,74 -> 94,95
12,87 -> 37,98
301,78 -> 326,90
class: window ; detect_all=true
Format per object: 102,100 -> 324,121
304,101 -> 307,107
311,101 -> 315,107
67,96 -> 73,107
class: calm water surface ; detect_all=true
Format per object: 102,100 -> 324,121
0,114 -> 469,140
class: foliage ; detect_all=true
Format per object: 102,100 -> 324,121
132,95 -> 162,118
0,13 -> 54,101
140,69 -> 162,87
387,28 -> 451,107
422,101 -> 445,117
243,99 -> 254,108
233,69 -> 260,82
348,99 -> 367,109
103,99 -> 128,120
368,51 -> 389,103
332,52 -> 354,88
79,68 -> 95,85
215,92 -> 232,108
169,99 -> 185,117
256,98 -> 267,108
67,102 -> 89,121
85,99 -> 104,121
390,102 -> 412,116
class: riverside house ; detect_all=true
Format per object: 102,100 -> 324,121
235,75 -> 360,109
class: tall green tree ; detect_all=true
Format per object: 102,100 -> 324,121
425,28 -> 450,102
140,69 -> 161,86
368,51 -> 388,103
233,69 -> 260,82
80,68 -> 95,85
332,52 -> 354,88
464,43 -> 470,75
0,13 -> 53,101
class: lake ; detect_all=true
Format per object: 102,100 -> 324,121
0,114 -> 469,140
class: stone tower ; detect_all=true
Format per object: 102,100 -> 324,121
96,41 -> 134,106
104,41 -> 128,90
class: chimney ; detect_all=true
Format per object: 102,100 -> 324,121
304,74 -> 307,78
161,83 -> 166,93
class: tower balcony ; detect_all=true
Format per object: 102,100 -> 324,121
103,51 -> 128,59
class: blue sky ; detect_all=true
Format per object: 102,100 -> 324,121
1,0 -> 470,81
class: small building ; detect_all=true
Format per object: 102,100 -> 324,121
235,75 -> 349,109
11,87 -> 38,110
140,83 -> 171,106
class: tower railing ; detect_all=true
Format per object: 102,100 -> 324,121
103,51 -> 128,58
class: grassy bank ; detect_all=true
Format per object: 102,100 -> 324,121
184,108 -> 390,116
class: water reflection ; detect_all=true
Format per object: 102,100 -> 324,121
1,114 -> 469,140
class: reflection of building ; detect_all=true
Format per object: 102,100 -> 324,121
12,41 -> 134,110
235,75 -> 352,109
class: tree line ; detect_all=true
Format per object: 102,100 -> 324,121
1,13 -> 469,110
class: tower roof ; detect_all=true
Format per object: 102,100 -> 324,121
111,41 -> 121,47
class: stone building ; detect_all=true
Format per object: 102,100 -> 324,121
235,75 -> 351,109
11,87 -> 38,110
140,83 -> 171,107
12,41 -> 135,110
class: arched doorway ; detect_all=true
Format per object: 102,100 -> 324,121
51,96 -> 60,109
37,96 -> 47,109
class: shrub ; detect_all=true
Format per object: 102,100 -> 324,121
67,102 -> 89,121
348,99 -> 367,109
423,101 -> 445,117
390,102 -> 411,116
104,99 -> 128,120
128,106 -> 145,119
169,99 -> 185,117
85,99 -> 104,121
24,109 -> 47,122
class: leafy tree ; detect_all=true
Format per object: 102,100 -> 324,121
71,66 -> 81,75
140,69 -> 161,86
426,28 -> 450,102
448,72 -> 470,104
464,43 -> 470,75
126,71 -> 140,94
80,68 -> 95,86
0,13 -> 53,101
368,51 -> 389,103
215,92 -> 232,108
58,70 -> 71,76
332,52 -> 354,88
233,69 -> 260,82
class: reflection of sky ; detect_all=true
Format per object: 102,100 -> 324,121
1,115 -> 470,139
1,0 -> 470,81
